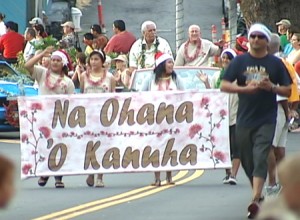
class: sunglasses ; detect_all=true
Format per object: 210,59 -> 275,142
250,34 -> 266,39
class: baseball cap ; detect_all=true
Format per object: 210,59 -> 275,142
113,55 -> 128,63
276,19 -> 291,28
61,21 -> 75,29
29,17 -> 43,25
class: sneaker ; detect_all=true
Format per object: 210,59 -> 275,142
223,175 -> 230,184
265,184 -> 281,196
95,179 -> 104,188
247,200 -> 260,219
228,176 -> 237,185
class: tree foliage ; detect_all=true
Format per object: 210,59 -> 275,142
240,0 -> 300,32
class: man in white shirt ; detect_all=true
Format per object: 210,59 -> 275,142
175,25 -> 222,67
23,27 -> 36,62
129,21 -> 173,70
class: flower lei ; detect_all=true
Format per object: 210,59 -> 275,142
140,36 -> 160,68
184,38 -> 202,62
45,70 -> 64,91
85,69 -> 107,87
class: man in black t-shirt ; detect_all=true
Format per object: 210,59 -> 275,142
221,23 -> 291,219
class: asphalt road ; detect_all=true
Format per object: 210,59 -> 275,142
0,133 -> 299,220
2,1 -> 298,220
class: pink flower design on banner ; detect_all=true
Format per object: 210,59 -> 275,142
200,97 -> 210,107
219,109 -> 227,117
213,151 -> 227,163
39,127 -> 51,139
22,164 -> 32,175
189,124 -> 202,139
21,134 -> 28,143
20,110 -> 27,116
31,103 -> 42,110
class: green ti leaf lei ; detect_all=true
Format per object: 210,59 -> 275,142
140,36 -> 160,68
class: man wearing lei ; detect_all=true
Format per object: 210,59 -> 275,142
129,20 -> 173,71
175,24 -> 222,67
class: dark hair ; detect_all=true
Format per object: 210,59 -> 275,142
26,27 -> 36,38
83,32 -> 94,41
113,20 -> 126,32
89,50 -> 106,64
62,65 -> 69,76
153,60 -> 176,84
33,24 -> 45,36
91,24 -> 102,34
76,52 -> 86,64
5,21 -> 18,32
0,13 -> 5,20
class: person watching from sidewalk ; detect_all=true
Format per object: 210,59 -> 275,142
0,13 -> 6,37
141,52 -> 184,186
220,23 -> 292,219
257,153 -> 300,220
197,48 -> 240,185
129,20 -> 173,72
23,27 -> 37,62
235,36 -> 249,55
0,155 -> 15,209
104,20 -> 136,55
175,24 -> 222,67
90,24 -> 108,50
286,32 -> 300,65
283,27 -> 297,57
25,47 -> 75,188
83,33 -> 94,56
113,54 -> 131,88
72,52 -> 86,88
0,21 -> 24,64
266,33 -> 299,197
61,21 -> 78,49
33,24 -> 48,43
80,50 -> 115,188
276,19 -> 291,51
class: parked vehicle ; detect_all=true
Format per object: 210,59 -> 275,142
0,61 -> 38,132
129,66 -> 220,92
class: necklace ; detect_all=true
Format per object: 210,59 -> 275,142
184,38 -> 202,62
140,36 -> 160,68
45,70 -> 64,91
158,77 -> 171,91
86,69 -> 107,87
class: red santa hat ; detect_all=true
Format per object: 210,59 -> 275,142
155,52 -> 173,67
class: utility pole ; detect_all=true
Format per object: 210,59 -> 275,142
98,0 -> 107,34
228,0 -> 237,48
176,0 -> 184,52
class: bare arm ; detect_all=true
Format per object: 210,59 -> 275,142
25,47 -> 53,76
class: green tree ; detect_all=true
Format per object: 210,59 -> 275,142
240,0 -> 300,31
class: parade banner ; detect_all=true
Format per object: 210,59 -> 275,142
18,91 -> 230,179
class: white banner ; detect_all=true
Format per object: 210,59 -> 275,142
18,91 -> 230,179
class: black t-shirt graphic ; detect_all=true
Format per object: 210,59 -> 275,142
223,53 -> 291,127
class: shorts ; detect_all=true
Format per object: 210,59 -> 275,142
236,123 -> 275,180
272,104 -> 288,147
229,125 -> 239,159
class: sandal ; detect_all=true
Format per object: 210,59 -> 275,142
166,177 -> 175,185
38,176 -> 49,187
86,174 -> 94,187
55,181 -> 65,188
151,179 -> 161,187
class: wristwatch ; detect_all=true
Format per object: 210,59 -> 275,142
271,84 -> 277,93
